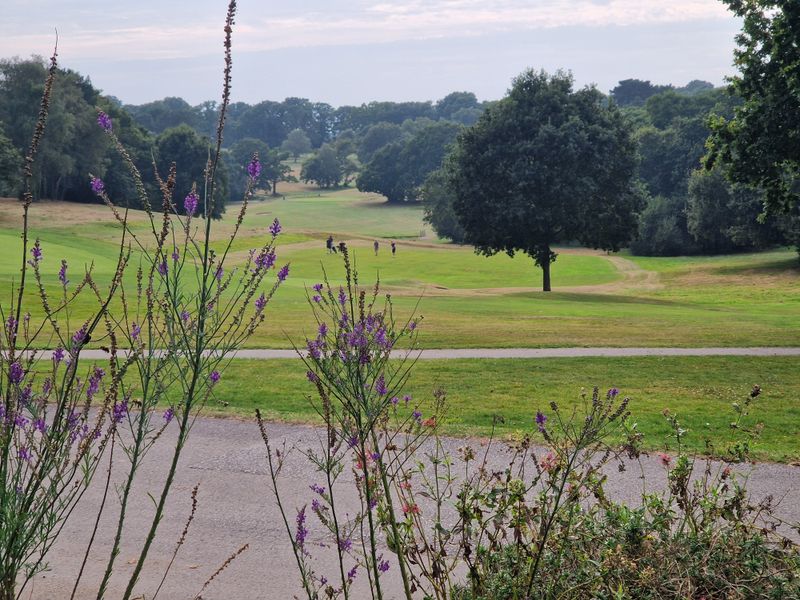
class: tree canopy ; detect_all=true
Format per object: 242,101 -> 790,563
707,0 -> 800,215
448,70 -> 644,291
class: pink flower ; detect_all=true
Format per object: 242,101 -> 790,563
657,452 -> 672,467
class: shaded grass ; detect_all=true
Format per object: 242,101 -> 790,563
213,356 -> 800,462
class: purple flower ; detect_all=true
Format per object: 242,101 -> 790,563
33,418 -> 47,434
131,322 -> 141,341
370,451 -> 381,462
17,446 -> 31,462
163,406 -> 175,424
310,484 -> 325,495
295,506 -> 308,549
311,498 -> 322,512
255,293 -> 267,312
318,323 -> 328,337
307,339 -> 322,360
97,111 -> 112,132
181,310 -> 190,322
157,260 -> 168,276
53,346 -> 65,364
403,394 -> 412,405
269,218 -> 281,236
608,387 -> 619,399
346,565 -> 357,582
306,370 -> 318,383
5,316 -> 16,339
29,239 -> 42,265
375,374 -> 388,396
58,259 -> 69,286
171,248 -> 180,262
338,288 -> 347,306
86,366 -> 105,400
112,399 -> 128,424
214,265 -> 224,282
536,411 -> 547,433
390,396 -> 399,406
409,321 -> 418,331
247,156 -> 261,180
8,362 -> 24,385
14,414 -> 28,428
90,177 -> 105,195
277,264 -> 289,282
311,295 -> 321,303
209,371 -> 221,384
378,557 -> 390,573
42,378 -> 52,395
347,435 -> 358,449
313,283 -> 323,293
254,250 -> 276,271
184,191 -> 198,216
72,326 -> 87,348
338,537 -> 352,552
412,409 -> 422,422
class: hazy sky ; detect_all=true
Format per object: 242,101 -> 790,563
1,0 -> 741,106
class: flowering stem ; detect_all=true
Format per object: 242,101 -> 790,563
358,435 -> 384,600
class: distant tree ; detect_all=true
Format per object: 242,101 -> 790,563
156,124 -> 228,218
0,126 -> 21,197
449,70 -> 644,291
227,138 -> 271,199
357,121 -> 460,203
677,80 -> 715,95
687,167 -> 787,253
421,169 -> 466,243
125,96 -> 199,134
435,91 -> 479,120
356,143 -> 405,203
301,144 -> 342,188
281,128 -> 312,160
263,150 -> 296,195
707,0 -> 800,217
610,79 -> 672,107
357,122 -> 403,163
629,195 -> 696,256
449,107 -> 483,126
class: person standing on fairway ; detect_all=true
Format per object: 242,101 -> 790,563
373,240 -> 379,256
391,241 -> 396,257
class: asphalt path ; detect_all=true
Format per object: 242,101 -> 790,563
30,417 -> 800,600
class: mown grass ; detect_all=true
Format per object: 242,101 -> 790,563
211,356 -> 800,462
0,193 -> 798,348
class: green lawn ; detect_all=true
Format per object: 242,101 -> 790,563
212,356 -> 800,463
0,193 -> 797,348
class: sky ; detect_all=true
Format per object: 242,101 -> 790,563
1,0 -> 742,107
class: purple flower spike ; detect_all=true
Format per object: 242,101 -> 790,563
53,346 -> 65,364
375,374 -> 388,396
59,259 -> 69,286
278,264 -> 289,282
97,111 -> 112,132
608,387 -> 619,399
131,322 -> 141,341
157,260 -> 168,276
269,218 -> 281,236
536,411 -> 547,433
247,156 -> 261,180
310,484 -> 325,495
171,248 -> 180,263
90,177 -> 105,195
311,295 -> 321,303
163,406 -> 175,424
295,506 -> 308,549
255,293 -> 267,312
184,191 -> 199,216
9,362 -> 24,385
306,370 -> 318,383
113,399 -> 128,424
412,409 -> 422,422
313,283 -> 323,293
347,565 -> 358,582
29,239 -> 42,265
18,446 -> 31,462
209,370 -> 221,384
378,558 -> 390,573
215,265 -> 224,281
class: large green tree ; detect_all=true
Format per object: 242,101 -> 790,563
0,125 -> 21,197
707,0 -> 800,215
156,124 -> 228,218
281,128 -> 312,161
448,70 -> 644,291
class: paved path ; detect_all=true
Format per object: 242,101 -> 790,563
29,347 -> 800,360
32,418 -> 800,600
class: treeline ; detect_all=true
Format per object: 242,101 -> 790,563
423,79 -> 799,257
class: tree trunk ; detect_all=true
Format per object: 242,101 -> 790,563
541,259 -> 551,292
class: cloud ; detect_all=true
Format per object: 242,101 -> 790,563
0,0 -> 732,61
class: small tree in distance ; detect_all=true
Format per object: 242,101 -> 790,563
281,128 -> 312,161
447,69 -> 644,291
